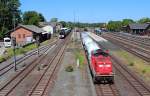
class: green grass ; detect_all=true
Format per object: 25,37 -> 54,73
74,49 -> 85,68
6,44 -> 37,56
112,50 -> 150,83
0,41 -> 46,63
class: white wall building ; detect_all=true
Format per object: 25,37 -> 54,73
42,25 -> 54,35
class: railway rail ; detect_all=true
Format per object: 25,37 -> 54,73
96,42 -> 150,96
105,33 -> 150,50
107,32 -> 150,47
112,56 -> 150,96
95,84 -> 120,96
89,33 -> 150,96
26,33 -> 71,96
0,40 -> 57,77
0,38 -> 64,96
102,35 -> 150,62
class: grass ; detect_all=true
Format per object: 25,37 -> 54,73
112,50 -> 150,83
74,49 -> 85,68
0,40 -> 50,63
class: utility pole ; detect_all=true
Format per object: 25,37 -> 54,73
36,35 -> 40,57
12,37 -> 17,71
13,2 -> 17,71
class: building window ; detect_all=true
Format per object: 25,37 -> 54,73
23,34 -> 25,38
18,34 -> 21,38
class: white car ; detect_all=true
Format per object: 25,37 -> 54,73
4,37 -> 11,47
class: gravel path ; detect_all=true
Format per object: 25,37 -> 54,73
49,32 -> 97,96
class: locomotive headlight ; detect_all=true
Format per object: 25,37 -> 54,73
99,65 -> 103,67
105,65 -> 111,67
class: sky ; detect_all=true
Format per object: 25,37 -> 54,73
20,0 -> 150,23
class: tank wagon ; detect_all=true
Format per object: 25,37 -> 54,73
81,32 -> 114,84
59,28 -> 71,39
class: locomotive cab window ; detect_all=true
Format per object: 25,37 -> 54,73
93,49 -> 109,57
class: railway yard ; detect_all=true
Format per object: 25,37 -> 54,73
0,31 -> 150,96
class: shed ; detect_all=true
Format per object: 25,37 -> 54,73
126,23 -> 150,35
11,24 -> 44,46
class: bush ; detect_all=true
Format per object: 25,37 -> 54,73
0,56 -> 6,63
65,66 -> 74,72
142,69 -> 147,74
129,62 -> 134,66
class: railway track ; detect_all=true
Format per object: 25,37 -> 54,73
106,33 -> 150,50
89,32 -> 150,96
95,84 -> 120,96
102,35 -> 150,62
0,39 -> 61,96
0,40 -> 57,77
107,33 -> 150,47
26,34 -> 71,96
112,56 -> 150,96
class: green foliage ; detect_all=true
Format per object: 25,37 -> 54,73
39,13 -> 46,22
59,21 -> 105,29
138,17 -> 150,23
0,56 -> 6,63
65,66 -> 74,72
59,21 -> 67,27
142,69 -> 147,74
122,19 -> 134,26
0,0 -> 21,39
23,11 -> 46,26
0,43 -> 36,63
50,18 -> 58,22
75,50 -> 85,68
107,21 -> 122,32
129,62 -> 134,66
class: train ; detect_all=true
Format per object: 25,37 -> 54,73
81,32 -> 114,84
59,28 -> 71,39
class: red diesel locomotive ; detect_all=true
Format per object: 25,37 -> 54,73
90,49 -> 114,84
81,32 -> 114,84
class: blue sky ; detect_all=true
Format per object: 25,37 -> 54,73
20,0 -> 150,23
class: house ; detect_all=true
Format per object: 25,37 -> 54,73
11,24 -> 45,46
124,23 -> 150,35
39,22 -> 62,32
42,25 -> 53,40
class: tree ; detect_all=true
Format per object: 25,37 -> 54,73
122,19 -> 134,26
138,17 -> 150,23
23,11 -> 45,26
50,18 -> 58,22
59,21 -> 66,27
39,13 -> 46,22
0,0 -> 21,39
107,21 -> 122,32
